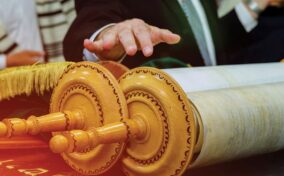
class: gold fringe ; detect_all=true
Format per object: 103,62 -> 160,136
0,62 -> 74,101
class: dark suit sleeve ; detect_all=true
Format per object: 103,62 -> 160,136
220,10 -> 250,51
217,10 -> 260,64
63,0 -> 130,61
202,0 -> 251,64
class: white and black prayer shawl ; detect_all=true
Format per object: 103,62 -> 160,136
0,0 -> 76,62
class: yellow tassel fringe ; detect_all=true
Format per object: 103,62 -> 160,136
0,62 -> 74,101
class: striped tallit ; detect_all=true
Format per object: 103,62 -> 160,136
0,0 -> 75,62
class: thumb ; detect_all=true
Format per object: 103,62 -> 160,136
84,39 -> 103,53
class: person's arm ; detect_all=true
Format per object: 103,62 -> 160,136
235,0 -> 271,32
0,51 -> 45,70
0,21 -> 43,69
83,19 -> 180,61
6,51 -> 45,67
63,0 -> 180,62
235,2 -> 258,32
270,0 -> 284,6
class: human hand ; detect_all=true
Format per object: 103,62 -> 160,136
84,18 -> 181,60
253,0 -> 271,10
252,0 -> 284,9
6,50 -> 45,67
269,0 -> 284,7
243,0 -> 271,18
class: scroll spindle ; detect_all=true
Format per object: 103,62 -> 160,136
0,110 -> 84,137
49,117 -> 147,153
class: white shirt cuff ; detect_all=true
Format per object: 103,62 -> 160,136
235,2 -> 258,32
83,23 -> 116,62
0,55 -> 7,69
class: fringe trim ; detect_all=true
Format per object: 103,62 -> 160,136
0,62 -> 74,101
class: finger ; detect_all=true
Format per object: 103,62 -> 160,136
132,25 -> 153,57
161,29 -> 181,44
23,57 -> 42,65
102,30 -> 118,50
118,28 -> 137,56
31,57 -> 44,64
84,39 -> 103,53
150,26 -> 181,45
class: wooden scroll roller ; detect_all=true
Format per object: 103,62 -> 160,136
0,111 -> 84,137
3,61 -> 284,176
0,61 -> 129,138
48,62 -> 284,176
0,61 -> 130,175
49,117 -> 147,154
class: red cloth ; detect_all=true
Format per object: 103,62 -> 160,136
0,148 -> 79,176
0,136 -> 125,176
0,136 -> 78,175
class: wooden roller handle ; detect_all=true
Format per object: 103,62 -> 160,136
49,118 -> 147,153
0,110 -> 84,137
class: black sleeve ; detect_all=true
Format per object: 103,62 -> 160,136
63,0 -> 130,61
219,10 -> 249,52
201,0 -> 251,64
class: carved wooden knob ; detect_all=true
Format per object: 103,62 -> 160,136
49,118 -> 147,153
0,110 -> 84,137
50,130 -> 99,153
49,135 -> 70,153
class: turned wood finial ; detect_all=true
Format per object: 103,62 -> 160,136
49,118 -> 147,153
50,130 -> 99,153
49,135 -> 70,153
0,110 -> 84,137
